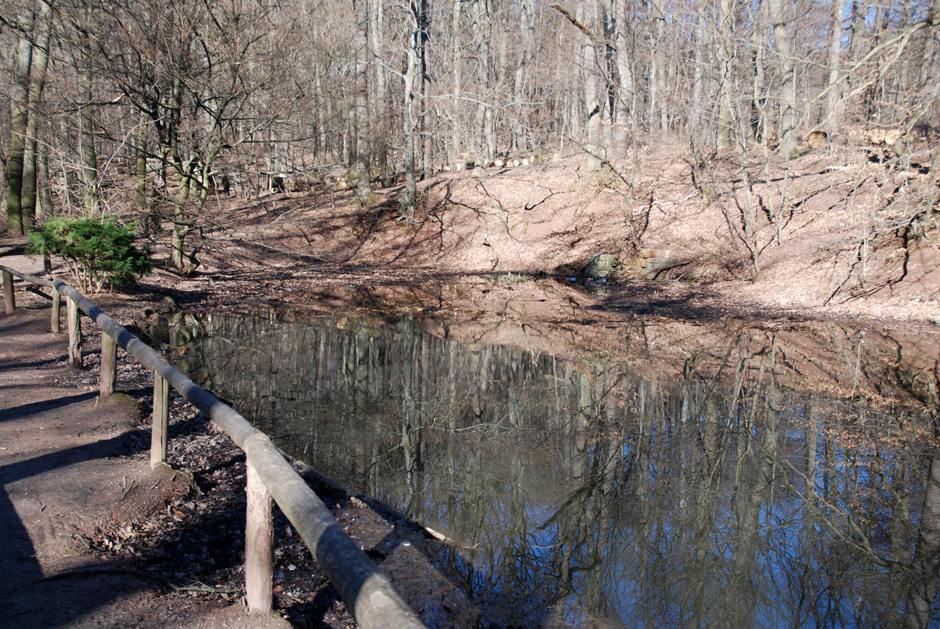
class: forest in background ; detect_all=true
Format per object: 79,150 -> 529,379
1,0 -> 938,273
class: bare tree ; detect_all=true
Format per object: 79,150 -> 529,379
354,0 -> 371,205
401,0 -> 423,220
511,0 -> 536,153
715,0 -> 736,150
448,0 -> 463,163
612,0 -> 635,160
5,4 -> 35,235
470,0 -> 494,163
20,0 -> 52,229
71,0 -> 296,272
826,0 -> 846,134
76,45 -> 100,215
551,1 -> 605,168
369,0 -> 389,180
768,0 -> 797,156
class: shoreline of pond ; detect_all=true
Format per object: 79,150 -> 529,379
127,265 -> 939,414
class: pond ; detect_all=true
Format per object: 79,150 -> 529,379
155,308 -> 940,627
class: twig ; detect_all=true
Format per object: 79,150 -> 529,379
119,476 -> 136,501
549,3 -> 615,49
167,580 -> 240,594
72,532 -> 93,550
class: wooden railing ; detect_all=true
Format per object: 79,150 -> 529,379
0,264 -> 426,629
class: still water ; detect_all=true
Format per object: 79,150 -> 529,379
160,310 -> 940,627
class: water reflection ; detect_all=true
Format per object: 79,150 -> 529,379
163,311 -> 940,627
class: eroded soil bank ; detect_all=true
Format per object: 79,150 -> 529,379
178,142 -> 939,324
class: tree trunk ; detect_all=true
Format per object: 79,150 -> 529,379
170,219 -> 191,271
563,27 -> 580,143
847,0 -> 874,119
136,112 -> 150,227
38,141 -> 53,218
512,0 -> 535,153
649,25 -> 659,139
580,0 -> 602,169
402,2 -> 420,221
769,0 -> 797,157
752,0 -> 769,147
369,0 -> 388,180
826,0 -> 846,134
601,1 -> 617,149
450,0 -> 463,163
471,0 -> 493,164
613,0 -> 635,160
78,67 -> 100,214
418,0 -> 431,176
21,2 -> 53,231
689,7 -> 704,139
354,0 -> 371,205
312,66 -> 328,163
715,0 -> 735,150
169,162 -> 199,273
5,13 -> 34,235
651,1 -> 668,137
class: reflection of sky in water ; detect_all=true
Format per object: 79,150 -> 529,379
171,311 -> 940,627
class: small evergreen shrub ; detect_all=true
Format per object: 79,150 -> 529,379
27,216 -> 153,292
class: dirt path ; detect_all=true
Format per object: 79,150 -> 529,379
0,306 -> 293,628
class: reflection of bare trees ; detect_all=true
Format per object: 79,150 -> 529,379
905,454 -> 940,627
165,311 -> 940,626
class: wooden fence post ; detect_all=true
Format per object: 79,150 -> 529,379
51,290 -> 61,333
245,460 -> 274,614
151,371 -> 169,468
100,333 -> 117,398
67,297 -> 82,368
2,270 -> 14,314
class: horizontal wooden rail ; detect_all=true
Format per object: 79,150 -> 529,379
0,264 -> 60,332
0,264 -> 55,287
1,264 -> 425,629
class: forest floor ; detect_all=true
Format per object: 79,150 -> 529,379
1,140 -> 939,628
